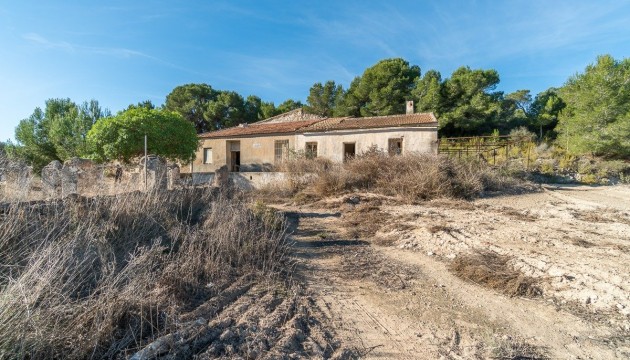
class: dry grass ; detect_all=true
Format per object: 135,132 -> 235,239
271,149 -> 527,203
488,336 -> 549,359
449,251 -> 543,298
0,187 -> 290,359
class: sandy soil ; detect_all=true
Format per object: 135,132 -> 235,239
282,184 -> 630,359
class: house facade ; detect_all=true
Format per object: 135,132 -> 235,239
184,108 -> 438,174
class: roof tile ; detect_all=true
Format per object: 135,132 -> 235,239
302,113 -> 437,132
198,119 -> 322,138
198,112 -> 437,138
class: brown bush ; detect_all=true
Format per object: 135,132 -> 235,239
0,188 -> 289,358
449,251 -> 542,298
264,149 -> 527,203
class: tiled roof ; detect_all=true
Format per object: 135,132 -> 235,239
302,113 -> 437,132
198,112 -> 437,139
198,119 -> 322,139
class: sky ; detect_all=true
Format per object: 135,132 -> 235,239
1,0 -> 630,142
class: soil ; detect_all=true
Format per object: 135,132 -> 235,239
129,184 -> 630,359
280,184 -> 630,359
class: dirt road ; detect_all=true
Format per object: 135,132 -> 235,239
284,185 -> 630,359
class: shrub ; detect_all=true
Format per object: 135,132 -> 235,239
274,149 -> 524,202
0,188 -> 289,358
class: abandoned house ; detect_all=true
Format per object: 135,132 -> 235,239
184,105 -> 438,175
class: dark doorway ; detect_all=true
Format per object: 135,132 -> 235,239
343,143 -> 355,162
230,151 -> 240,172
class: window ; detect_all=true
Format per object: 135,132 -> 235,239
388,138 -> 403,155
343,143 -> 355,162
274,140 -> 289,163
305,142 -> 318,159
203,148 -> 213,164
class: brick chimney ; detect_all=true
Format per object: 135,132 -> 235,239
406,100 -> 414,114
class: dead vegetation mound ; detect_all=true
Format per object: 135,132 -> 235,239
268,150 -> 531,204
449,251 -> 543,298
0,188 -> 296,358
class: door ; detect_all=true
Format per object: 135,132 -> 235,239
227,141 -> 241,172
230,151 -> 240,172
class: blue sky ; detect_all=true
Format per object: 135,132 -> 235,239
1,1 -> 629,142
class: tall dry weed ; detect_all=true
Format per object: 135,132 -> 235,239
296,149 -> 509,201
0,187 -> 289,359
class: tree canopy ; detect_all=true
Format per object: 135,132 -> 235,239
306,81 -> 344,117
336,58 -> 421,117
8,98 -> 109,171
556,55 -> 630,157
85,108 -> 198,163
8,54 -> 630,170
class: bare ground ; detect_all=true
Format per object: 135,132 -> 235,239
281,184 -> 630,359
125,185 -> 630,359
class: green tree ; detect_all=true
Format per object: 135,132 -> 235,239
165,83 -> 218,133
412,70 -> 443,113
498,89 -> 533,133
338,58 -> 421,117
8,98 -> 108,171
306,81 -> 344,117
276,99 -> 303,114
556,55 -> 630,157
86,108 -> 198,163
529,88 -> 565,139
438,67 -> 503,137
204,91 -> 247,130
127,100 -> 156,110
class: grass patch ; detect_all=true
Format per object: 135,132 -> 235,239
488,336 -> 549,359
449,251 -> 543,298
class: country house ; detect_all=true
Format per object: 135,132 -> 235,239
185,104 -> 438,175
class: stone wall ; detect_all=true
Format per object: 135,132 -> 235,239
1,162 -> 33,199
37,156 -> 180,198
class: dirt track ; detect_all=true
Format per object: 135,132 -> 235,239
284,185 -> 630,359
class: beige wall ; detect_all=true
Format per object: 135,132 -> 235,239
184,126 -> 437,173
185,135 -> 296,173
295,127 -> 438,162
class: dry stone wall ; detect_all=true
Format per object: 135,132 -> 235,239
37,156 -> 180,198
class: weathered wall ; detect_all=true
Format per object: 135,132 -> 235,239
186,135 -> 297,173
37,157 -> 179,198
1,163 -> 33,199
186,126 -> 438,174
41,160 -> 62,198
296,127 -> 438,162
189,171 -> 291,190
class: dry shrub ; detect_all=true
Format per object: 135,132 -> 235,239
262,149 -> 526,203
311,151 -> 504,201
449,251 -> 542,298
488,336 -> 549,359
342,203 -> 390,239
0,187 -> 289,359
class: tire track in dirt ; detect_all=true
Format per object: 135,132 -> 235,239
129,273 -> 349,359
284,193 -> 630,359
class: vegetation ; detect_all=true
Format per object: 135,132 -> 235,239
270,148 -> 525,203
7,54 -> 630,171
556,55 -> 630,158
6,99 -> 109,171
85,107 -> 198,163
0,188 -> 289,358
164,83 -> 301,133
335,58 -> 420,117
